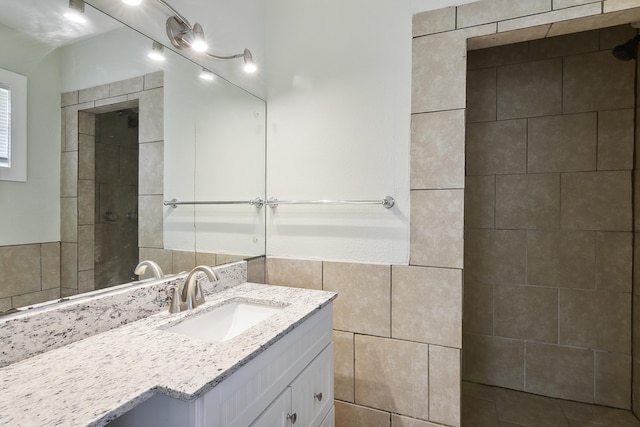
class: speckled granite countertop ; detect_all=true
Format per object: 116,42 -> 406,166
0,283 -> 336,427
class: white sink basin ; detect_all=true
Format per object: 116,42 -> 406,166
164,301 -> 285,343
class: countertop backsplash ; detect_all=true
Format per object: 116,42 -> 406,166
0,261 -> 246,368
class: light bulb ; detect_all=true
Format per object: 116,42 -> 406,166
122,0 -> 142,5
148,42 -> 165,62
191,23 -> 207,52
244,62 -> 257,73
199,69 -> 214,81
64,12 -> 87,24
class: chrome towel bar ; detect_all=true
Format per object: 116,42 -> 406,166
163,196 -> 396,209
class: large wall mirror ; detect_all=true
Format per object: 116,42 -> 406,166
0,0 -> 266,312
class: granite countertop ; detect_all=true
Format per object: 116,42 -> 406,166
0,283 -> 336,427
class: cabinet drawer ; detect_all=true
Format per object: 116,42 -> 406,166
319,405 -> 335,427
291,343 -> 334,427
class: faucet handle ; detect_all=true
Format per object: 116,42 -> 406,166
167,285 -> 184,313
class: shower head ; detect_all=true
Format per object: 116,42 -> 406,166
612,34 -> 640,61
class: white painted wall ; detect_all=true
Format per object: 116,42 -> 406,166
263,0 -> 474,264
0,24 -> 61,246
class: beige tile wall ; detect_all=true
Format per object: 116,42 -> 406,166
265,258 -> 461,426
464,24 -> 636,409
0,243 -> 61,311
634,44 -> 640,419
61,72 -> 165,295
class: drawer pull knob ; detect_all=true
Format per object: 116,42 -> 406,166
314,392 -> 323,402
287,413 -> 297,424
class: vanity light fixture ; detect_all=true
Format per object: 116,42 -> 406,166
152,0 -> 257,72
199,68 -> 215,81
64,0 -> 87,24
122,0 -> 142,5
148,41 -> 166,61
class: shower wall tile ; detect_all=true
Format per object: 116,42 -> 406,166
138,195 -> 163,249
467,42 -> 530,70
412,7 -> 455,37
463,282 -> 493,336
526,230 -> 596,289
0,245 -> 41,299
498,3 -> 602,33
77,225 -> 95,272
528,113 -> 597,173
323,262 -> 390,337
598,108 -> 634,171
561,171 -> 632,231
392,265 -> 462,348
464,229 -> 526,284
497,58 -> 562,120
61,91 -> 78,107
0,298 -> 10,312
603,0 -> 640,13
215,254 -> 246,265
195,252 -> 217,268
94,95 -> 129,109
595,351 -> 632,409
525,343 -> 594,402
493,388 -> 567,427
77,270 -> 95,294
109,76 -> 144,97
466,68 -> 497,123
60,243 -> 78,290
355,335 -> 430,420
412,25 -> 495,114
41,243 -> 61,290
429,345 -> 460,426
78,134 -> 95,181
456,0 -> 550,28
410,190 -> 464,268
60,197 -> 78,243
138,247 -> 173,276
144,71 -> 164,90
463,334 -> 525,390
599,21 -> 638,49
265,257 -> 322,290
61,152 -> 78,198
336,401 -> 390,427
12,288 -> 60,308
79,84 -> 109,104
333,330 -> 355,402
553,0 -> 601,11
464,175 -> 495,229
172,250 -> 196,273
120,147 -> 138,187
411,110 -> 465,189
137,87 -> 164,143
466,120 -> 527,175
495,173 -> 560,229
392,414 -> 441,427
494,284 -> 558,343
95,143 -> 119,184
139,142 -> 163,195
77,180 -> 95,226
78,111 -> 95,136
560,289 -> 631,353
529,30 -> 599,59
596,232 -> 632,292
563,50 -> 635,113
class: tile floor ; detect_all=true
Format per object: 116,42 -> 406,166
462,381 -> 640,427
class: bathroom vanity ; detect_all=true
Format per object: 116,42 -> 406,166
0,265 -> 336,427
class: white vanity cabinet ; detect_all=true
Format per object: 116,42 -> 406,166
108,303 -> 334,427
251,343 -> 334,427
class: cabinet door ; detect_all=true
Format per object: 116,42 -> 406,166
319,406 -> 335,427
291,343 -> 334,427
250,387 -> 294,427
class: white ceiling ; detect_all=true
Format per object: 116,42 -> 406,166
0,0 -> 122,46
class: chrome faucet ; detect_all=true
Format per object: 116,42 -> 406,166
168,265 -> 218,313
134,260 -> 164,280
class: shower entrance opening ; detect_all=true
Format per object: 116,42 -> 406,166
463,23 -> 639,425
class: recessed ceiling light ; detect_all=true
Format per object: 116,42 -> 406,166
122,0 -> 142,5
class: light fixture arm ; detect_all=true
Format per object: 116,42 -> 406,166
155,0 -> 191,29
